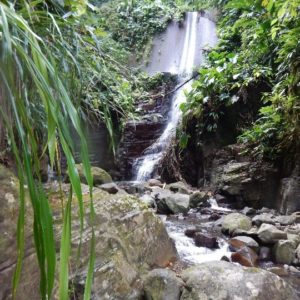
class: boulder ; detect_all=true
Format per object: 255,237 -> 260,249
99,182 -> 119,194
232,227 -> 258,239
241,206 -> 256,216
139,193 -> 155,208
228,238 -> 258,267
165,193 -> 190,214
151,187 -> 173,214
231,248 -> 258,267
252,213 -> 276,226
0,176 -> 178,299
189,191 -> 209,208
143,269 -> 183,300
222,213 -> 252,235
166,182 -> 190,195
180,261 -> 298,300
148,179 -> 163,187
194,233 -> 218,249
184,227 -> 201,238
273,240 -> 295,264
253,213 -> 300,227
257,223 -> 287,244
229,236 -> 259,252
74,163 -> 112,185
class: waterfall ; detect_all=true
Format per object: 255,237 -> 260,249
134,12 -> 217,181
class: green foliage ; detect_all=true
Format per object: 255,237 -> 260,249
182,0 -> 300,158
0,1 -> 95,299
100,0 -> 174,51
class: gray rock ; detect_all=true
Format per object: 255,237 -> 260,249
74,163 -> 112,185
180,261 -> 298,300
273,240 -> 295,264
252,213 -> 276,226
287,233 -> 300,248
231,236 -> 259,252
151,187 -> 172,213
232,227 -> 258,239
278,176 -> 300,214
189,191 -> 209,208
194,233 -> 218,249
165,193 -> 190,214
99,182 -> 119,194
241,206 -> 256,216
148,178 -> 163,187
0,169 -> 178,300
143,269 -> 183,300
166,182 -> 190,194
257,223 -> 287,244
139,194 -> 155,208
296,244 -> 300,259
222,213 -> 252,235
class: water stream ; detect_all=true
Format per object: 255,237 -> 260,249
134,12 -> 217,181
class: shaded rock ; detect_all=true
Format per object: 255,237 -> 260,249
232,227 -> 258,239
273,240 -> 295,264
230,236 -> 259,252
194,233 -> 218,249
166,182 -> 190,195
257,223 -> 287,244
241,206 -> 256,216
151,187 -> 172,214
165,193 -> 190,214
143,269 -> 183,300
189,191 -> 209,208
74,163 -> 112,185
99,182 -> 119,194
180,261 -> 298,300
222,213 -> 252,235
209,213 -> 221,221
184,227 -> 201,238
278,176 -> 300,214
259,246 -> 271,261
252,213 -> 276,226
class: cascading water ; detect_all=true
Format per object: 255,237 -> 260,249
134,12 -> 217,181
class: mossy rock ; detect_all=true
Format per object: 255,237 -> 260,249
74,164 -> 113,185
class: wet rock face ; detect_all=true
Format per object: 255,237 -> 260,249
180,261 -> 299,300
117,73 -> 177,180
209,149 -> 280,209
194,233 -> 218,249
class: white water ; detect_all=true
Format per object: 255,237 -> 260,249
134,12 -> 217,181
165,219 -> 231,265
208,197 -> 232,212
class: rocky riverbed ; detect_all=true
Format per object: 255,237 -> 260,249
1,164 -> 300,299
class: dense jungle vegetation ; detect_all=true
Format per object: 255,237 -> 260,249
181,0 -> 300,160
0,0 -> 299,299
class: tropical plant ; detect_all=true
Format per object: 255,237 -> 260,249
0,1 -> 95,299
181,0 -> 300,158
